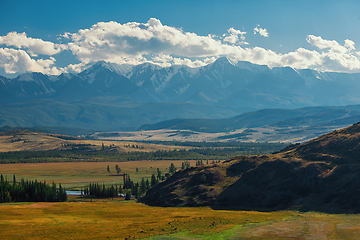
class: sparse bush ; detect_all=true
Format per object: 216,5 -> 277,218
200,174 -> 206,183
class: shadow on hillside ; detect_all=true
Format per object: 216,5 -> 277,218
209,204 -> 360,214
210,161 -> 360,214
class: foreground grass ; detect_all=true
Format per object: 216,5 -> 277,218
0,200 -> 293,239
1,201 -> 360,239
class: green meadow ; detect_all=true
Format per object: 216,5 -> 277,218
0,160 -> 199,190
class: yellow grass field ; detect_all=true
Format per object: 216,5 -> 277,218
0,130 -> 191,152
0,160 -> 199,189
1,201 -> 360,239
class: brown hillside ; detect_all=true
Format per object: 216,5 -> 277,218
277,121 -> 360,163
142,121 -> 360,213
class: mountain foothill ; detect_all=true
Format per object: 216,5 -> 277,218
142,122 -> 360,213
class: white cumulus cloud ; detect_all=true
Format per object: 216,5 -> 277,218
0,32 -> 66,57
66,18 -> 226,64
223,28 -> 247,44
1,18 -> 360,75
253,25 -> 269,37
306,35 -> 360,72
0,48 -> 63,75
280,48 -> 322,69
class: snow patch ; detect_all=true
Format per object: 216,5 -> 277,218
86,72 -> 97,84
136,80 -> 144,87
211,70 -> 221,80
185,67 -> 200,77
227,57 -> 238,66
151,67 -> 181,92
116,64 -> 134,76
174,83 -> 190,94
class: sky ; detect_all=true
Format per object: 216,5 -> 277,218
1,0 -> 360,77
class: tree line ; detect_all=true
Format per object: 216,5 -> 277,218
81,174 -> 152,199
0,174 -> 67,203
0,142 -> 286,164
82,162 -> 183,199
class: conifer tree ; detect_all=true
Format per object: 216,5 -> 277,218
145,179 -> 150,190
200,174 -> 206,183
169,163 -> 176,174
125,192 -> 131,200
115,165 -> 121,175
140,178 -> 146,194
151,173 -> 157,187
156,168 -> 162,181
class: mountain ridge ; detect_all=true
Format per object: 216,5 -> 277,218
2,57 -> 360,132
139,105 -> 360,133
2,57 -> 360,109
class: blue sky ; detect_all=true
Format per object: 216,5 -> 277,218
1,0 -> 360,77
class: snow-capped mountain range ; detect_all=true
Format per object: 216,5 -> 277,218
2,57 -> 360,109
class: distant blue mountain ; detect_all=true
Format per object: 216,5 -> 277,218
1,58 -> 360,132
2,57 -> 360,108
139,105 -> 360,133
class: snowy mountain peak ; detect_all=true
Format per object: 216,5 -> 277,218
235,61 -> 269,73
210,57 -> 270,73
58,72 -> 73,80
137,62 -> 162,71
88,61 -> 135,76
214,56 -> 234,64
206,57 -> 237,71
91,61 -> 117,72
4,58 -> 360,111
17,72 -> 38,82
16,72 -> 50,83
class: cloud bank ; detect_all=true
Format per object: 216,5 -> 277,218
0,18 -> 360,75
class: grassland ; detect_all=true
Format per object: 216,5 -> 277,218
2,128 -> 360,239
1,201 -> 360,239
0,160 -> 199,189
0,130 -> 286,164
89,125 -> 341,143
0,129 -> 189,152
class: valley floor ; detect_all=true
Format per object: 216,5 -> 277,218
1,200 -> 360,239
90,125 -> 345,143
